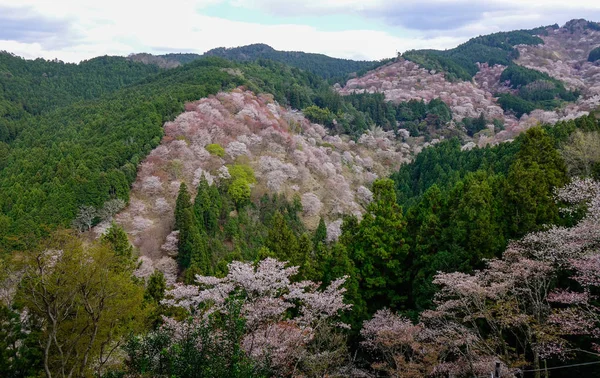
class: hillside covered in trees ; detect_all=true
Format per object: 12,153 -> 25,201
128,44 -> 384,82
1,18 -> 600,378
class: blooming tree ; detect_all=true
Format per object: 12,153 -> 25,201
301,192 -> 323,216
161,258 -> 352,376
361,309 -> 439,377
97,198 -> 126,221
72,205 -> 96,232
141,175 -> 163,195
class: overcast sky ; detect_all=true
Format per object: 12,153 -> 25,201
1,0 -> 600,63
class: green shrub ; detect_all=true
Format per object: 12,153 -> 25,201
227,164 -> 256,184
206,143 -> 225,157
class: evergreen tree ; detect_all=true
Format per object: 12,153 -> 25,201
297,233 -> 316,279
175,183 -> 192,231
313,217 -> 327,247
194,177 -> 212,233
405,185 -> 445,310
101,223 -> 134,269
446,171 -> 504,266
322,243 -> 364,328
178,208 -> 207,271
505,127 -> 568,237
144,270 -> 166,303
265,211 -> 299,262
341,179 -> 410,316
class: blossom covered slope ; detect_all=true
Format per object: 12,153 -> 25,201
97,88 -> 413,280
337,20 -> 600,147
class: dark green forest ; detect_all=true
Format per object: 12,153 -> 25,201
497,64 -> 579,116
589,46 -> 600,62
202,43 -> 386,81
153,44 -> 387,82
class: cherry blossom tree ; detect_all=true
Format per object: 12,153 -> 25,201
141,176 -> 163,195
361,309 -> 439,377
161,258 -> 352,376
301,192 -> 322,216
97,198 -> 126,222
72,205 -> 96,232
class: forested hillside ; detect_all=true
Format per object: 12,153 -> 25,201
1,19 -> 600,378
0,52 -> 162,143
340,20 -> 600,148
130,44 -> 384,81
0,55 -> 446,254
402,27 -> 553,81
203,44 -> 382,80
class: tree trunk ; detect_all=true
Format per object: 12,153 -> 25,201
533,349 -> 541,378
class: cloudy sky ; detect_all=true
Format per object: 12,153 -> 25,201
1,0 -> 600,62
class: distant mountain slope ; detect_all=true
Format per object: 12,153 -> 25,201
202,43 -> 379,80
340,19 -> 600,146
0,52 -> 162,117
402,26 -> 556,81
516,19 -> 600,96
129,44 -> 382,81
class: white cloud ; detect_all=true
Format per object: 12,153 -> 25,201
0,1 -> 467,62
0,0 -> 599,62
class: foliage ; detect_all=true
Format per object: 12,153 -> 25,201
203,43 -> 378,81
0,52 -> 161,121
504,127 -> 568,237
206,143 -> 225,157
401,26 -> 578,115
340,179 -> 410,322
16,231 -> 148,377
424,178 -> 600,376
589,46 -> 600,62
496,93 -> 536,117
123,300 -> 266,378
302,105 -> 335,126
357,178 -> 600,377
101,223 -> 134,263
561,130 -> 600,177
144,270 -> 166,303
383,117 -> 600,310
390,137 -> 520,207
0,303 -> 43,377
497,65 -> 579,116
462,112 -> 488,136
176,176 -> 315,278
343,93 -> 452,136
0,55 -> 357,252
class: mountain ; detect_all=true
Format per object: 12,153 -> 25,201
202,43 -> 381,79
129,43 -> 384,81
2,19 -> 600,378
0,56 -> 331,252
338,19 -> 600,146
0,52 -> 162,119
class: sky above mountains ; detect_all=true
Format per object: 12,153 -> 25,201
2,0 -> 600,63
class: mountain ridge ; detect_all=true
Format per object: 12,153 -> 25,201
128,43 -> 385,80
